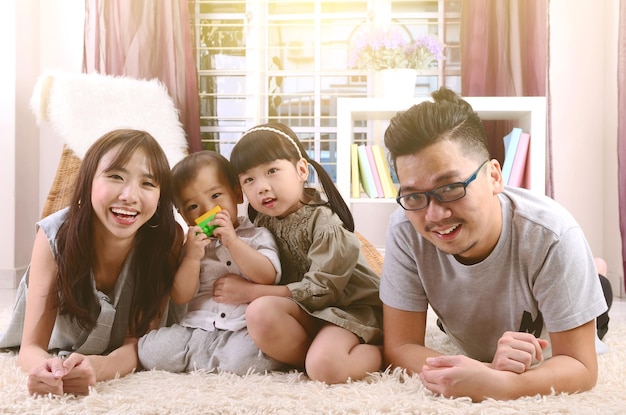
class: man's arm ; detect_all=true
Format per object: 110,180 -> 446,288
382,304 -> 443,372
419,320 -> 598,401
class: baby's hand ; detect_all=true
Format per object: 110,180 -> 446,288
184,226 -> 210,261
211,210 -> 237,246
490,331 -> 549,373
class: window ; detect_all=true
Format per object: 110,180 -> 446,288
190,0 -> 460,183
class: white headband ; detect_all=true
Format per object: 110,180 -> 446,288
240,126 -> 303,160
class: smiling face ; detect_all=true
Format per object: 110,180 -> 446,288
176,163 -> 243,227
395,139 -> 504,264
90,146 -> 161,241
238,158 -> 309,219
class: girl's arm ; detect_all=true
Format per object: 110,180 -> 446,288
213,274 -> 291,304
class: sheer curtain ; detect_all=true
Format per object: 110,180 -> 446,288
83,0 -> 201,152
618,0 -> 626,288
460,0 -> 550,196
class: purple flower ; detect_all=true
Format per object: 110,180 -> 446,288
349,26 -> 445,71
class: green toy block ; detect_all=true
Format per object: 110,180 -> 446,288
194,206 -> 222,237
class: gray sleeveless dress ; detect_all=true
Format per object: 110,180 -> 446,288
0,207 -> 136,355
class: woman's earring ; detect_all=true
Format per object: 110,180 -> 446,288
146,212 -> 160,228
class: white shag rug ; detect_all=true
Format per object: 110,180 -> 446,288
1,307 -> 625,415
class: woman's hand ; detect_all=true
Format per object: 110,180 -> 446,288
60,353 -> 97,395
26,355 -> 66,396
26,353 -> 97,396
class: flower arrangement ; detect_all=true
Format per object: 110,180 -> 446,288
349,25 -> 444,71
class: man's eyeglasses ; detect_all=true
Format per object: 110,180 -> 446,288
396,160 -> 490,211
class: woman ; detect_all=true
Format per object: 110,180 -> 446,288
0,129 -> 182,395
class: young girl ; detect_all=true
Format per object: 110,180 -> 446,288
226,122 -> 383,384
0,129 -> 182,395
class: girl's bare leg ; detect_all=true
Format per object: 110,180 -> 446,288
305,324 -> 382,384
246,296 -> 319,367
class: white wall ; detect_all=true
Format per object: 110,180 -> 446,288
0,0 -> 83,288
549,0 -> 623,296
36,1 -> 85,209
0,0 -> 41,288
2,0 -> 623,297
0,0 -> 18,288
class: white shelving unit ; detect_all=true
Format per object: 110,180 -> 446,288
336,96 -> 547,250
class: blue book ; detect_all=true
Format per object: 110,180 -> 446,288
501,127 -> 522,185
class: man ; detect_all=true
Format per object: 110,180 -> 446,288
380,87 -> 609,402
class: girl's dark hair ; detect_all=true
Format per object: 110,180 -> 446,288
171,150 -> 238,207
230,122 -> 354,232
55,129 -> 180,336
384,87 -> 489,172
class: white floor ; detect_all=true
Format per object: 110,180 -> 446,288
1,289 -> 625,325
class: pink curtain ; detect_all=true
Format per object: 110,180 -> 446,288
460,0 -> 550,196
83,0 -> 202,152
618,0 -> 626,288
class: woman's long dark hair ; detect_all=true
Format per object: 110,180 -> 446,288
230,122 -> 354,232
54,129 -> 180,336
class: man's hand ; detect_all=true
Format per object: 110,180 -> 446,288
419,355 -> 508,402
491,331 -> 549,373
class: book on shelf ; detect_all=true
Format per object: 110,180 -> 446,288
371,144 -> 397,198
356,145 -> 381,198
507,132 -> 531,188
365,145 -> 385,198
350,144 -> 361,198
501,127 -> 522,185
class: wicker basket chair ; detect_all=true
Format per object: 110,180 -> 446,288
41,145 -> 82,219
356,232 -> 384,277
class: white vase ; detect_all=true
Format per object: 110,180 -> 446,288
373,68 -> 417,99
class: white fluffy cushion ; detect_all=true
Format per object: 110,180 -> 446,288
30,71 -> 188,168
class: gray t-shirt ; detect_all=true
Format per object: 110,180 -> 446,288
380,187 -> 608,362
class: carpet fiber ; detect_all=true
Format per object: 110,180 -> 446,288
1,308 -> 625,414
